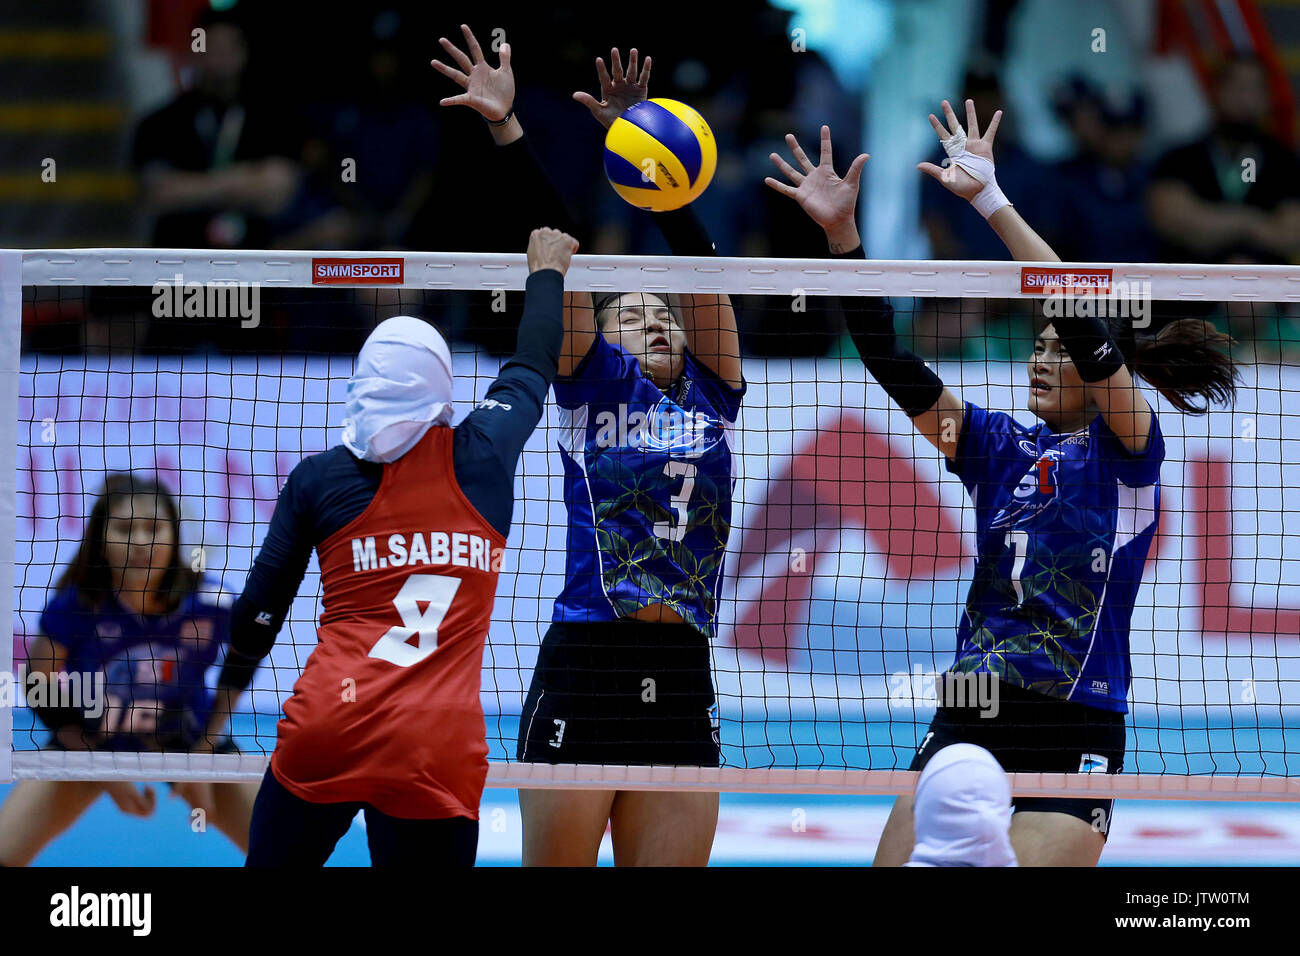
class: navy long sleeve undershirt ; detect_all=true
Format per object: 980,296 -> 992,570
221,270 -> 564,683
833,243 -> 945,418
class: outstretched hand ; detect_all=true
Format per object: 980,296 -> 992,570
431,23 -> 514,122
917,98 -> 1002,201
764,126 -> 868,233
573,47 -> 651,128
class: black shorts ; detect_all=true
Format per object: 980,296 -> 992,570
908,680 -> 1126,836
245,767 -> 478,868
516,619 -> 720,767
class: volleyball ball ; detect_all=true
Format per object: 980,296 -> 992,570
603,98 -> 717,212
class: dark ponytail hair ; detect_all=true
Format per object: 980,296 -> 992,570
1110,316 -> 1240,414
57,472 -> 198,612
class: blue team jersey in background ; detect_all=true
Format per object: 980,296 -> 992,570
38,574 -> 234,748
552,335 -> 744,637
945,402 -> 1164,712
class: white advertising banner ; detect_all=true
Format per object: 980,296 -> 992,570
14,353 -> 1300,721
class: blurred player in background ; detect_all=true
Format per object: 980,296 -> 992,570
768,102 -> 1237,865
904,743 -> 1017,867
217,227 -> 576,867
0,474 -> 256,865
434,27 -> 742,866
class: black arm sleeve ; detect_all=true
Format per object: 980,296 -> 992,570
649,204 -> 716,256
493,133 -> 590,244
219,466 -> 315,691
836,244 -> 945,418
453,268 -> 565,538
1047,312 -> 1125,382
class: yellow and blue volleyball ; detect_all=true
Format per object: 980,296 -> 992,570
603,98 -> 716,212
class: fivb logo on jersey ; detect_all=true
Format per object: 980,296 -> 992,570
593,400 -> 722,456
151,272 -> 260,328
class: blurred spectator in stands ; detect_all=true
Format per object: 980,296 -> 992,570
1148,54 -> 1300,266
132,9 -> 301,249
277,14 -> 437,250
1050,76 -> 1154,263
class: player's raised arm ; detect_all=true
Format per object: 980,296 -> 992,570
432,24 -> 584,236
920,98 -> 1155,454
455,227 -> 578,512
433,25 -> 594,378
766,125 -> 963,459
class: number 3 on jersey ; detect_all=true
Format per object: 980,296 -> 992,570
654,461 -> 697,542
368,574 -> 462,667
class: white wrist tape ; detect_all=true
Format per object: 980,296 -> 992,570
939,125 -> 1011,219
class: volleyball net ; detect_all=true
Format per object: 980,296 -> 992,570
3,249 -> 1299,800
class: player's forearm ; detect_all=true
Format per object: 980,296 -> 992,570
222,555 -> 304,689
487,112 -> 524,146
215,642 -> 265,696
492,131 -> 587,241
986,205 -> 1060,262
848,324 -> 947,418
650,204 -> 715,256
831,239 -> 897,343
204,686 -> 239,741
824,220 -> 861,255
835,240 -> 945,418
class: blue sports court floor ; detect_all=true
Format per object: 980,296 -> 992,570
3,783 -> 1299,866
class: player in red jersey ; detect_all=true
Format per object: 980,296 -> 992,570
214,228 -> 577,866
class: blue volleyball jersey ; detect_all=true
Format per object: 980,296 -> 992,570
38,575 -> 234,747
945,402 -> 1164,712
552,335 -> 744,637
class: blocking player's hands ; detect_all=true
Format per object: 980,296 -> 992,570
917,98 -> 1002,203
104,781 -> 156,817
573,47 -> 651,129
920,99 -> 1055,259
528,227 -> 579,276
766,126 -> 867,230
765,125 -> 868,252
432,23 -> 513,123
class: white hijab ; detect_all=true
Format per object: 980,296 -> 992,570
341,315 -> 454,463
905,743 -> 1018,867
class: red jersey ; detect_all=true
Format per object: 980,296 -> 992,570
270,426 -> 504,819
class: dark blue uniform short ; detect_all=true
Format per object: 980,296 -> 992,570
908,679 -> 1126,837
516,620 -> 720,768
